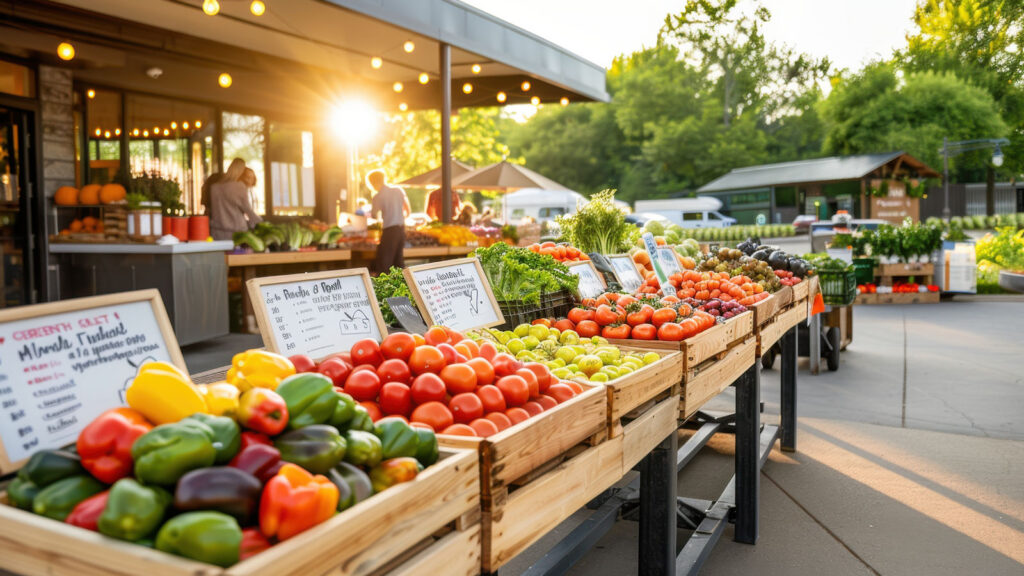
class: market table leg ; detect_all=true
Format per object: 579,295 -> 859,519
809,313 -> 821,375
639,430 -> 678,576
780,325 -> 798,452
734,363 -> 759,544
242,266 -> 256,333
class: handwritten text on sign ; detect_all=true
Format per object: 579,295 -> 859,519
657,247 -> 684,276
567,262 -> 606,299
0,301 -> 173,463
260,275 -> 382,358
410,262 -> 499,331
609,256 -> 643,293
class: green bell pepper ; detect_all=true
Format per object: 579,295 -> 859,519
275,373 -> 338,430
373,417 -> 419,460
18,449 -> 84,486
155,511 -> 242,568
329,392 -> 357,429
7,477 -> 41,510
327,461 -> 373,511
98,478 -> 171,541
346,404 -> 374,432
274,425 -> 346,474
413,427 -> 439,467
186,413 -> 241,464
343,430 -> 383,467
32,475 -> 105,521
132,420 -> 217,485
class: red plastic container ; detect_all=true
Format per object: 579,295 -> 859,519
165,216 -> 189,241
188,215 -> 210,241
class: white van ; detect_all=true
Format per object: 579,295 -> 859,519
633,197 -> 737,228
501,188 -> 587,224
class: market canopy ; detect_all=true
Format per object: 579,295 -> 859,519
697,152 -> 941,193
397,160 -> 475,188
453,161 -> 569,192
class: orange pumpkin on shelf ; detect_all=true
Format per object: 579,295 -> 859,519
79,184 -> 101,205
100,183 -> 126,204
81,216 -> 98,232
54,186 -> 79,205
59,228 -> 71,236
69,219 -> 84,233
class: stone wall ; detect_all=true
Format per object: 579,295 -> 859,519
38,65 -> 75,301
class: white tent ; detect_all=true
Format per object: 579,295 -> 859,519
500,188 -> 587,224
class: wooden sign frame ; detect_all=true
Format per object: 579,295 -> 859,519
403,257 -> 505,331
566,260 -> 607,299
607,254 -> 646,292
246,268 -> 388,361
0,289 -> 183,474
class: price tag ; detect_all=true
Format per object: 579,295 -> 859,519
657,247 -> 684,276
607,254 -> 644,293
404,258 -> 504,332
247,268 -> 387,361
641,233 -> 667,288
566,260 -> 606,299
387,297 -> 429,334
0,290 -> 183,474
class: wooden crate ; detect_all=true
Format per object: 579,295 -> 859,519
608,310 -> 752,372
603,349 -> 683,436
0,448 -> 480,576
680,336 -> 756,419
863,291 -> 940,305
855,293 -> 878,305
756,301 -> 808,356
792,278 -> 810,302
750,290 -> 788,329
621,394 -> 680,472
874,262 -> 934,287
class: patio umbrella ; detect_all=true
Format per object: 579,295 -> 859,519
396,159 -> 475,188
452,160 -> 569,191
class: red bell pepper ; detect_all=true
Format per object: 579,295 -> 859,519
65,490 -> 109,531
259,464 -> 338,541
239,528 -> 272,561
238,388 -> 289,436
76,408 -> 152,484
240,431 -> 273,450
230,443 -> 285,484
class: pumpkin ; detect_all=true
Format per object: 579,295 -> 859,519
54,186 -> 79,205
79,184 -> 101,205
99,183 -> 126,204
69,219 -> 84,232
82,216 -> 98,231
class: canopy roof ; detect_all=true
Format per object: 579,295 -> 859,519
453,161 -> 568,191
397,160 -> 475,188
697,152 -> 940,193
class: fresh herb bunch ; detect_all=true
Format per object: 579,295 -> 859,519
474,242 -> 579,304
372,267 -> 414,325
556,189 -> 639,254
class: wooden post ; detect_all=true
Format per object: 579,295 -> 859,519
440,43 -> 453,224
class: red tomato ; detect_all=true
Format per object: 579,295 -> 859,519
594,304 -> 619,326
449,393 -> 484,423
377,358 -> 412,384
476,385 -> 507,413
380,333 -> 417,361
454,341 -> 477,359
409,345 -> 446,375
515,368 -> 540,398
485,412 -> 513,432
491,353 -> 523,378
567,307 -> 594,324
522,363 -> 552,393
564,381 -> 584,394
350,364 -> 376,375
440,363 -> 478,395
358,401 -> 383,422
379,383 -> 413,416
625,305 -> 653,326
504,407 -> 530,425
410,373 -> 446,404
652,308 -> 678,327
576,320 -> 600,338
409,421 -> 433,431
288,354 -> 317,373
547,383 -> 576,404
657,322 -> 685,341
350,339 -> 383,367
631,323 -> 657,340
443,327 -> 465,344
602,324 -> 631,339
411,401 -> 454,431
522,401 -> 544,417
437,343 -> 459,365
534,395 -> 558,411
553,319 -> 575,332
466,357 -> 495,386
531,318 -> 553,327
344,370 -> 382,402
441,423 -> 476,437
496,375 -> 529,407
424,326 -> 450,346
478,341 -> 498,361
469,418 -> 500,438
317,357 -> 352,386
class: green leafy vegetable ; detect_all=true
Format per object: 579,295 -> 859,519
372,267 -> 414,325
556,190 -> 639,255
474,243 -> 578,304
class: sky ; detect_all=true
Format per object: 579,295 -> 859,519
462,0 -> 921,72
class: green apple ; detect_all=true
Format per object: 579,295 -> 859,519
555,346 -> 577,364
559,330 -> 580,345
595,346 -> 620,365
549,327 -> 561,339
522,335 -> 540,350
514,324 -> 531,337
618,365 -> 635,375
552,367 -> 572,379
589,372 -> 609,383
495,331 -> 512,345
642,352 -> 660,365
529,325 -> 550,341
565,364 -> 579,373
507,338 -> 525,354
577,355 -> 604,376
516,350 -> 536,361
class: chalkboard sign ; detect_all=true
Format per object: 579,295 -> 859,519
386,297 -> 429,334
247,269 -> 387,361
657,247 -> 684,276
608,255 -> 644,293
0,290 -> 183,474
404,258 -> 504,332
566,260 -> 606,299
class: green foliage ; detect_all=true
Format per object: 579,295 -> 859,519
976,227 -> 1024,271
473,242 -> 578,304
556,190 -> 639,254
129,173 -> 185,215
372,267 -> 414,325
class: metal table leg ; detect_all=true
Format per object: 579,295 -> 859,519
808,311 -> 821,375
780,325 -> 798,452
734,363 -> 760,544
639,431 -> 678,575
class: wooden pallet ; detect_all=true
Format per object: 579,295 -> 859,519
680,336 -> 756,419
861,292 -> 940,305
874,262 -> 934,287
855,293 -> 878,305
0,448 -> 480,576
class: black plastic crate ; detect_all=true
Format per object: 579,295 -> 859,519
817,269 -> 858,307
496,289 -> 574,330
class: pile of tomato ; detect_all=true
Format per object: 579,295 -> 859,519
551,292 -> 717,342
526,242 -> 590,263
634,270 -> 771,308
288,327 -> 582,438
774,269 -> 802,286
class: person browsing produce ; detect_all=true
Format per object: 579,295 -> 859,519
209,158 -> 262,241
367,169 -> 410,273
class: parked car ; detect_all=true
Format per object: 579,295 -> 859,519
792,215 -> 818,233
624,212 -> 672,228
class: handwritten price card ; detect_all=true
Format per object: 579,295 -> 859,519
608,254 -> 645,293
404,258 -> 504,332
566,260 -> 607,299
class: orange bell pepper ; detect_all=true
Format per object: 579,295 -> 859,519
259,464 -> 338,541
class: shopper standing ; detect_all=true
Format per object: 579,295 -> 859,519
367,169 -> 410,273
209,158 -> 262,241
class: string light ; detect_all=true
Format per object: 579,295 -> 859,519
462,83 -> 473,94
132,129 -> 139,136
170,121 -> 177,129
163,129 -> 170,136
202,0 -> 219,16
104,131 -> 111,138
418,73 -> 429,85
371,57 -> 383,69
143,130 -> 149,137
403,41 -> 415,53
398,102 -> 408,112
218,73 -> 232,88
531,96 -> 540,105
496,91 -> 507,103
521,81 -> 531,92
195,120 -> 203,128
94,128 -> 101,137
57,42 -> 75,61
183,122 -> 190,129
115,128 -> 121,136
471,64 -> 481,74
86,89 -> 95,99
560,97 -> 569,106
250,0 -> 266,16
153,125 -> 160,133
393,82 -> 403,93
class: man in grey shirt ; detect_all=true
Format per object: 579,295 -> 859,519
367,169 -> 410,273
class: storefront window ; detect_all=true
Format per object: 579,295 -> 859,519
223,111 -> 266,215
268,123 -> 316,216
0,60 -> 34,98
85,89 -> 122,186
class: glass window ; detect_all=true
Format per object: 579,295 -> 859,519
268,123 -> 315,216
223,112 -> 266,215
127,95 -> 216,214
682,212 -> 702,221
0,60 -> 34,98
85,89 -> 122,186
708,212 -> 721,220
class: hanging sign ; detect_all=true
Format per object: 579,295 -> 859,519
607,254 -> 645,293
404,258 -> 504,331
0,290 -> 183,473
247,269 -> 387,361
566,260 -> 607,299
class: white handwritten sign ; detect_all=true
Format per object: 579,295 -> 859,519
248,269 -> 387,361
567,261 -> 606,299
608,255 -> 644,293
404,258 -> 503,331
657,247 -> 684,276
0,290 -> 182,473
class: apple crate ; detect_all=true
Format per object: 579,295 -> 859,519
0,447 -> 480,576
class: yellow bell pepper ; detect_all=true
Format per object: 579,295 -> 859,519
227,350 -> 295,392
126,362 -> 208,425
198,382 -> 240,418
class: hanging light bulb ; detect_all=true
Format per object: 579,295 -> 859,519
521,81 -> 531,92
202,0 -> 220,16
398,102 -> 408,112
393,82 -> 404,93
471,64 -> 481,74
418,72 -> 429,85
170,121 -> 177,129
86,89 -> 96,99
143,130 -> 149,137
371,57 -> 383,69
153,125 -> 160,133
462,83 -> 473,94
104,131 -> 111,138
560,97 -> 569,106
250,0 -> 266,16
218,73 -> 232,88
115,128 -> 121,136
403,41 -> 415,53
163,129 -> 170,136
132,129 -> 139,136
183,122 -> 190,129
94,128 -> 101,137
496,91 -> 507,103
195,120 -> 203,128
57,42 -> 75,61
531,96 -> 540,106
